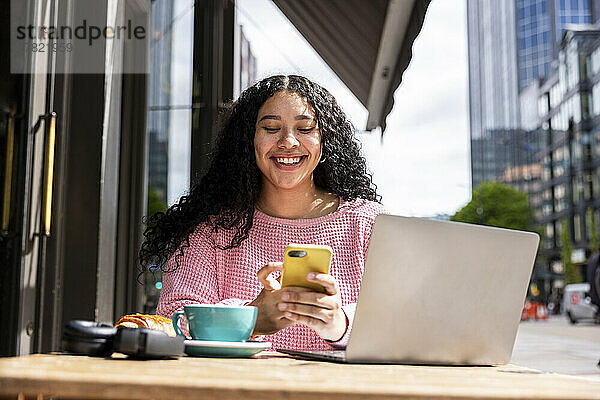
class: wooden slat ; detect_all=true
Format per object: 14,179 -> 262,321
0,353 -> 598,400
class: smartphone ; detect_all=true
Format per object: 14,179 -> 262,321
281,243 -> 333,293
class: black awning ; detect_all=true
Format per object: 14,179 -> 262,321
272,0 -> 431,133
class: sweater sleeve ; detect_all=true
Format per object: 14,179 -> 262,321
156,223 -> 250,320
326,303 -> 355,348
327,201 -> 388,349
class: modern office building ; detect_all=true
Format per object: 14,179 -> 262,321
467,1 -> 600,302
467,0 -> 600,189
467,0 -> 520,173
534,27 -> 600,267
471,128 -> 544,195
470,128 -> 544,189
517,0 -> 596,92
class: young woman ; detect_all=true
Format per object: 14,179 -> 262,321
139,75 -> 386,350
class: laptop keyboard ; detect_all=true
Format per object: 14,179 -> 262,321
277,349 -> 347,361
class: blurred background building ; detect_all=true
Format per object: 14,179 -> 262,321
534,27 -> 600,266
517,0 -> 596,92
468,0 -> 600,304
468,0 -> 599,188
467,0 -> 521,187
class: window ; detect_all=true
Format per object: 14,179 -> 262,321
582,91 -> 591,118
144,0 -> 195,312
573,177 -> 580,204
538,94 -> 549,116
585,55 -> 592,80
572,138 -> 582,162
546,223 -> 554,238
594,168 -> 600,197
592,83 -> 600,115
585,174 -> 593,200
573,93 -> 581,123
574,214 -> 581,242
542,160 -> 551,180
595,130 -> 600,156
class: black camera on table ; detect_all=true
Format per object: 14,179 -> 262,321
62,320 -> 184,359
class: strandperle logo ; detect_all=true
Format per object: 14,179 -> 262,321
16,19 -> 146,46
10,0 -> 150,75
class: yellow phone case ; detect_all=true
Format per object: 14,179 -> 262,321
281,243 -> 333,293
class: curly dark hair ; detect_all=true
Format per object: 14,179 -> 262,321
139,75 -> 381,274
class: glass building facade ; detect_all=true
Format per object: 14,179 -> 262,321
471,128 -> 543,194
467,0 -> 521,188
517,0 -> 593,92
468,0 -> 600,188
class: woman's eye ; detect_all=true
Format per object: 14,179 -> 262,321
297,127 -> 315,133
263,127 -> 280,132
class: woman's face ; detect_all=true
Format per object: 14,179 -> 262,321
254,90 -> 322,192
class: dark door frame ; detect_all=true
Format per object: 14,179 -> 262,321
114,0 -> 150,319
39,0 -> 108,352
0,1 -> 31,357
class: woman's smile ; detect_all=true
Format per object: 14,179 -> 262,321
271,155 -> 307,170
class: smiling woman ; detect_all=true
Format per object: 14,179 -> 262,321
139,75 -> 387,351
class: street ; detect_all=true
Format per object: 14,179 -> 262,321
510,315 -> 600,381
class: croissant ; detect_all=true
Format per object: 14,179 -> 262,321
114,313 -> 176,337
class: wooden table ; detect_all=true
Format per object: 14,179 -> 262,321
0,352 -> 598,400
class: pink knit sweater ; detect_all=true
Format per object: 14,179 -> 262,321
156,198 -> 386,350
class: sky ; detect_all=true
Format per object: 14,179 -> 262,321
236,0 -> 471,217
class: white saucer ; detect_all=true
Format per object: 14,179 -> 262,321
183,340 -> 271,357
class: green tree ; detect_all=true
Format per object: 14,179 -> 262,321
588,207 -> 598,254
451,182 -> 532,231
147,188 -> 167,219
561,218 -> 582,284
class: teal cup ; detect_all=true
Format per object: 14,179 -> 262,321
172,304 -> 258,342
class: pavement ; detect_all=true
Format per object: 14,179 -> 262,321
510,315 -> 600,381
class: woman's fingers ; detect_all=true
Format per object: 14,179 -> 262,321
307,272 -> 338,295
280,289 -> 336,309
278,302 -> 334,323
283,310 -> 327,330
257,262 -> 283,291
280,274 -> 347,341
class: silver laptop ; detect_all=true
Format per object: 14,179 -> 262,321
277,214 -> 539,365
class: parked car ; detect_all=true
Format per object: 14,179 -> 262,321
563,283 -> 600,324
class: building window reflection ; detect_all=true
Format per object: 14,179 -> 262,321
144,0 -> 194,312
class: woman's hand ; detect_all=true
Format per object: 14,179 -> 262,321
248,263 -> 347,341
277,273 -> 347,342
248,262 -> 295,335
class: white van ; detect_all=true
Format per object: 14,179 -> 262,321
563,283 -> 599,324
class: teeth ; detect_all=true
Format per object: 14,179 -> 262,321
276,157 -> 302,165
